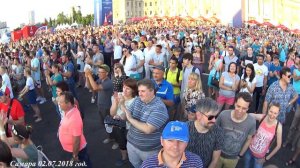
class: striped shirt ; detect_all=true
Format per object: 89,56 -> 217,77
186,121 -> 224,167
127,97 -> 169,151
141,150 -> 203,168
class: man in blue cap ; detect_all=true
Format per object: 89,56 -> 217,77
141,121 -> 203,168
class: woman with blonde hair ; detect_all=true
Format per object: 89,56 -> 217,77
182,72 -> 205,121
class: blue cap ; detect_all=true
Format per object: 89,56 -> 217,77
162,121 -> 189,143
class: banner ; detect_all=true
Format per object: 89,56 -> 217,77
94,0 -> 113,26
34,26 -> 48,36
102,0 -> 113,26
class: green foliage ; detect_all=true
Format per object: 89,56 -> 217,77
46,6 -> 94,27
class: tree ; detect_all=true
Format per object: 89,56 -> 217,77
49,17 -> 53,27
57,12 -> 68,25
44,18 -> 48,25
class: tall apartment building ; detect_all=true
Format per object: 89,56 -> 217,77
113,0 -> 144,24
28,10 -> 35,25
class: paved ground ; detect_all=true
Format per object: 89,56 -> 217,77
22,75 -> 299,168
22,50 -> 299,168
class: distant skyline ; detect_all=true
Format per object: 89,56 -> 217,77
0,0 -> 94,30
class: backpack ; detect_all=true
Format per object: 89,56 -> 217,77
183,66 -> 198,73
165,68 -> 180,83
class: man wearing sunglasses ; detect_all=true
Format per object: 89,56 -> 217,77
263,67 -> 298,123
216,92 -> 256,168
186,98 -> 224,168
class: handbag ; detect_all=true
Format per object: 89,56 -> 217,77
129,54 -> 141,80
211,71 -> 220,88
129,73 -> 141,80
104,115 -> 126,128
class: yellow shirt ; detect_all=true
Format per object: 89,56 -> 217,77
165,68 -> 183,95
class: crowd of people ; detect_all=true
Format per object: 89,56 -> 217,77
0,22 -> 300,168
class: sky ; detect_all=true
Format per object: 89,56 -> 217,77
0,0 -> 94,30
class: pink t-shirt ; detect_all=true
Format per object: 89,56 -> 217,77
59,107 -> 86,152
249,119 -> 277,158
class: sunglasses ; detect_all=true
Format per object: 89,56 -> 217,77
287,75 -> 292,78
12,125 -> 25,139
201,113 -> 218,120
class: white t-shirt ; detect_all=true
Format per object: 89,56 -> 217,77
151,52 -> 164,66
143,47 -> 155,67
76,51 -> 84,65
1,73 -> 14,98
253,63 -> 268,87
131,49 -> 144,73
114,45 -> 122,60
120,55 -> 137,76
26,77 -> 35,90
185,42 -> 193,53
30,57 -> 41,81
111,96 -> 135,129
240,74 -> 257,96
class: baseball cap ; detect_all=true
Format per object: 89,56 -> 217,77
0,86 -> 10,97
153,65 -> 165,72
99,64 -> 110,73
162,121 -> 189,143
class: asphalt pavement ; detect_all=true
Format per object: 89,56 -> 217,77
22,75 -> 299,168
23,50 -> 300,168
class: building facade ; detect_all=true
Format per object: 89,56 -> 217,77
112,0 -> 300,28
243,0 -> 300,29
113,0 -> 143,24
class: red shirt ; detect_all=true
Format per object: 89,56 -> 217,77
0,99 -> 25,120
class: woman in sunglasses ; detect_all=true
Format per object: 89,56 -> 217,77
0,114 -> 38,165
119,48 -> 137,77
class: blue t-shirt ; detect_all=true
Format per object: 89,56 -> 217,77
152,79 -> 174,103
268,63 -> 281,86
36,48 -> 43,57
251,43 -> 261,56
293,69 -> 300,94
279,48 -> 286,63
63,62 -> 75,84
51,74 -> 63,98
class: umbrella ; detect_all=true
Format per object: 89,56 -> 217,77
292,29 -> 300,34
170,16 -> 182,20
276,24 -> 289,31
262,22 -> 275,27
198,16 -> 208,21
209,16 -> 220,23
185,16 -> 195,21
247,20 -> 261,25
141,16 -> 148,21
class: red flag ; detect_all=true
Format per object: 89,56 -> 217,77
103,13 -> 108,26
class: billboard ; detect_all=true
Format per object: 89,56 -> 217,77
94,0 -> 113,26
